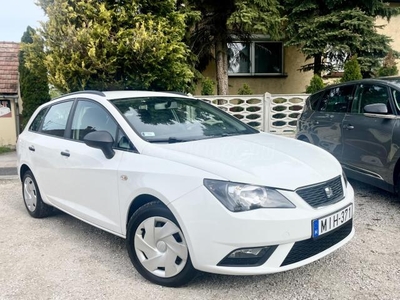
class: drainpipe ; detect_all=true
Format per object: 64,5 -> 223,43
16,72 -> 21,136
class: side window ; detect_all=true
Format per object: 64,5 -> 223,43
351,84 -> 390,114
41,101 -> 73,137
318,85 -> 354,113
29,108 -> 47,132
309,91 -> 324,110
116,128 -> 136,152
392,88 -> 400,112
70,100 -> 118,141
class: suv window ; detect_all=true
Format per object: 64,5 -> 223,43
351,84 -> 390,114
318,85 -> 354,113
309,91 -> 324,110
29,108 -> 47,132
391,88 -> 400,112
41,101 -> 73,137
70,100 -> 118,141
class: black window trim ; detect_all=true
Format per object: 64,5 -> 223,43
227,41 -> 285,77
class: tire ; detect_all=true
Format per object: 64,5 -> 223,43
299,136 -> 310,143
126,201 -> 197,287
22,170 -> 53,218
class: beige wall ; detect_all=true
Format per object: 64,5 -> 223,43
198,46 -> 313,95
0,99 -> 17,146
376,3 -> 400,68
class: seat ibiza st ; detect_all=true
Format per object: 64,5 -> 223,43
17,90 -> 354,286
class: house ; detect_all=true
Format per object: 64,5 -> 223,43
0,42 -> 20,147
199,1 -> 400,95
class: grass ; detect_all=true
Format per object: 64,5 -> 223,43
0,146 -> 13,155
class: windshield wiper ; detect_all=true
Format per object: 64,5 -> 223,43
148,137 -> 188,144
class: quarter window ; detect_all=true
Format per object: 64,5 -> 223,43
228,42 -> 283,75
318,85 -> 354,113
41,101 -> 73,137
29,108 -> 47,132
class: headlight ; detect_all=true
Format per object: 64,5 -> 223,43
342,171 -> 348,187
204,179 -> 295,212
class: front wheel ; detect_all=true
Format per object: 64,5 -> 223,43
126,201 -> 197,287
22,170 -> 53,218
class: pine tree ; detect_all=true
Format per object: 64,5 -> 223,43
19,26 -> 50,126
187,0 -> 283,95
283,0 -> 400,77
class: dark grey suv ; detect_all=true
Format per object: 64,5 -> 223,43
296,77 -> 400,194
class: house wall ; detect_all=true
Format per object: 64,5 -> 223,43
198,46 -> 313,95
376,3 -> 400,68
0,98 -> 17,146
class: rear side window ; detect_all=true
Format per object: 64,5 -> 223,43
41,101 -> 73,137
29,108 -> 47,132
318,85 -> 354,113
309,91 -> 324,110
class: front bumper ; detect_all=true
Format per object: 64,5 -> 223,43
169,182 -> 355,275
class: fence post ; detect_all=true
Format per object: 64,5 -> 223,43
263,92 -> 271,132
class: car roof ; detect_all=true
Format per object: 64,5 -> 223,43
323,76 -> 400,91
103,90 -> 192,100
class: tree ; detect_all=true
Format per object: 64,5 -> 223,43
27,0 -> 197,93
377,50 -> 399,77
187,0 -> 283,95
19,26 -> 50,126
283,0 -> 400,77
306,74 -> 324,94
341,56 -> 362,82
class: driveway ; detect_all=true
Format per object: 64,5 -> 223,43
1,178 -> 399,300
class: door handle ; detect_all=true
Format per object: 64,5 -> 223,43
61,151 -> 70,157
343,124 -> 354,130
28,146 -> 35,152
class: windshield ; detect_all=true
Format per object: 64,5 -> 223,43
111,97 -> 258,143
381,77 -> 400,88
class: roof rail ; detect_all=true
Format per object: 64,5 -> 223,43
51,90 -> 106,101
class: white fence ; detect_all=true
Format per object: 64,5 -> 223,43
198,93 -> 309,135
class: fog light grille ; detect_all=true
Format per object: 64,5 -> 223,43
218,246 -> 277,267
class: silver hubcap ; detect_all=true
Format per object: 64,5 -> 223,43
134,216 -> 188,278
23,176 -> 37,212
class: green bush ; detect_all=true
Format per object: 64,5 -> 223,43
341,56 -> 362,83
238,83 -> 253,95
306,75 -> 325,94
201,77 -> 215,95
377,51 -> 398,77
0,146 -> 13,155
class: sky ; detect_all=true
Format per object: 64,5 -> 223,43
0,0 -> 47,42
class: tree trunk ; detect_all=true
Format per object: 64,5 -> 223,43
314,54 -> 322,76
215,39 -> 229,95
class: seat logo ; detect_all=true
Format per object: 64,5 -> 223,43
324,187 -> 333,198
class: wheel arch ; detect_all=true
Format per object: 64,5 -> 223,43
19,164 -> 31,182
393,157 -> 400,193
126,194 -> 169,229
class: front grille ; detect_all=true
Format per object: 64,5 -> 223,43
281,220 -> 353,266
296,176 -> 344,208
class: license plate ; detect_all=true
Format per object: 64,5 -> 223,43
312,204 -> 353,238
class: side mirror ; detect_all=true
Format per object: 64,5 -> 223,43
83,131 -> 115,159
363,103 -> 388,114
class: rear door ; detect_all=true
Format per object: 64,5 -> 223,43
342,83 -> 398,185
307,85 -> 355,160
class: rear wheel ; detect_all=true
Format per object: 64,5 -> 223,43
126,201 -> 197,287
298,136 -> 310,143
22,171 -> 53,218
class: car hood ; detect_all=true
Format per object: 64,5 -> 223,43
142,133 -> 342,190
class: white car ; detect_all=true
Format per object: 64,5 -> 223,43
17,90 -> 354,287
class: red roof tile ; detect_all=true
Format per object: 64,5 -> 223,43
0,42 -> 20,95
